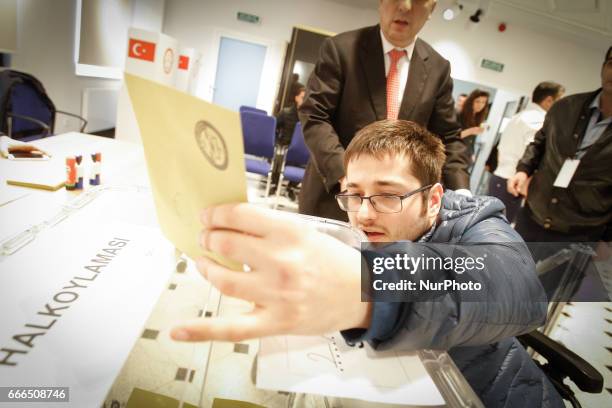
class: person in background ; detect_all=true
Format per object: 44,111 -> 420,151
455,92 -> 467,116
270,82 -> 306,195
507,47 -> 612,300
276,82 -> 305,147
298,0 -> 471,221
172,120 -> 562,408
489,81 -> 565,224
458,89 -> 490,158
508,47 -> 611,244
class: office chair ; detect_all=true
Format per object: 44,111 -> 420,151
239,105 -> 267,116
0,69 -> 87,142
240,110 -> 276,196
518,243 -> 604,408
274,122 -> 310,206
518,331 -> 603,408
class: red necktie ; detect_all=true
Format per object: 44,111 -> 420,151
386,49 -> 406,120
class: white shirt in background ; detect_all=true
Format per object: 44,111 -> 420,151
494,102 -> 547,180
379,31 -> 416,107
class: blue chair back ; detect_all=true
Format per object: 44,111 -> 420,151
12,83 -> 54,134
239,105 -> 267,115
0,70 -> 55,140
286,122 -> 310,166
240,111 -> 276,158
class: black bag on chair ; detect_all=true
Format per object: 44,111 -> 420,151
0,69 -> 86,141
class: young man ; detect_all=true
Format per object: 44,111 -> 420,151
173,120 -> 562,407
489,81 -> 565,223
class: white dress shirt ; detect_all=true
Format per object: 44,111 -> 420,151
380,30 -> 416,108
494,102 -> 547,179
379,31 -> 473,197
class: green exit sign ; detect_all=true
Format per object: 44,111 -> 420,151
481,58 -> 504,72
237,12 -> 260,24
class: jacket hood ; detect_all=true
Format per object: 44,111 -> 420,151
430,190 -> 507,243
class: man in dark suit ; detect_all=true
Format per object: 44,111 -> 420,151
507,46 -> 612,301
508,46 -> 612,243
298,0 -> 470,220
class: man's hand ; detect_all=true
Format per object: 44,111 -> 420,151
519,175 -> 531,198
507,171 -> 529,197
171,203 -> 370,343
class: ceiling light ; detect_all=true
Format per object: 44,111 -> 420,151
443,2 -> 463,21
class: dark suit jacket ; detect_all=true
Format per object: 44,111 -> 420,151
517,89 -> 612,239
297,25 -> 470,221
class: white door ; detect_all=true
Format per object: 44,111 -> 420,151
212,36 -> 266,111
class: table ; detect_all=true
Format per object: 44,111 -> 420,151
0,133 -> 481,408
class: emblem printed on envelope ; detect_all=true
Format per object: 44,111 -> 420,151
194,120 -> 229,170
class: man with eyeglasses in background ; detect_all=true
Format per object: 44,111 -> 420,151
173,120 -> 563,407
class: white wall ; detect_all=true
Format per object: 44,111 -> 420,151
0,0 -> 17,53
162,0 -> 379,111
78,0 -> 133,68
10,0 -> 119,133
423,6 -> 603,96
11,0 -> 165,134
163,0 -> 604,111
10,0 -> 605,133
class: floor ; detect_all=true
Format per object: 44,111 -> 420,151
246,172 -> 299,213
549,302 -> 612,407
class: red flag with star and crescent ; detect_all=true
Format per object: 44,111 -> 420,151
178,55 -> 190,70
128,39 -> 156,62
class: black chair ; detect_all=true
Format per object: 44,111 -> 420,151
519,243 -> 605,407
0,69 -> 87,141
518,330 -> 603,408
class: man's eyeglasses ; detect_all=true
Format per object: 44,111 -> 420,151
335,184 -> 433,214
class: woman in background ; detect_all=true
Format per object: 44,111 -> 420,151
459,89 -> 490,158
276,82 -> 305,147
270,82 -> 305,196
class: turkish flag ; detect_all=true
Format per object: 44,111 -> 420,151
128,38 -> 156,62
178,55 -> 190,70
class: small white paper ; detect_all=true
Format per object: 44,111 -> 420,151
257,334 -> 444,406
553,159 -> 580,188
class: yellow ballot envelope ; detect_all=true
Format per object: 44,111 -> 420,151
124,73 -> 247,265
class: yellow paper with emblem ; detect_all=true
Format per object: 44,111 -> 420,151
124,73 -> 247,266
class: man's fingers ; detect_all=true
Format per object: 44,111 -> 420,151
200,229 -> 277,271
520,177 -> 531,197
171,312 -> 270,342
507,178 -> 518,196
196,256 -> 271,303
201,203 -> 294,237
